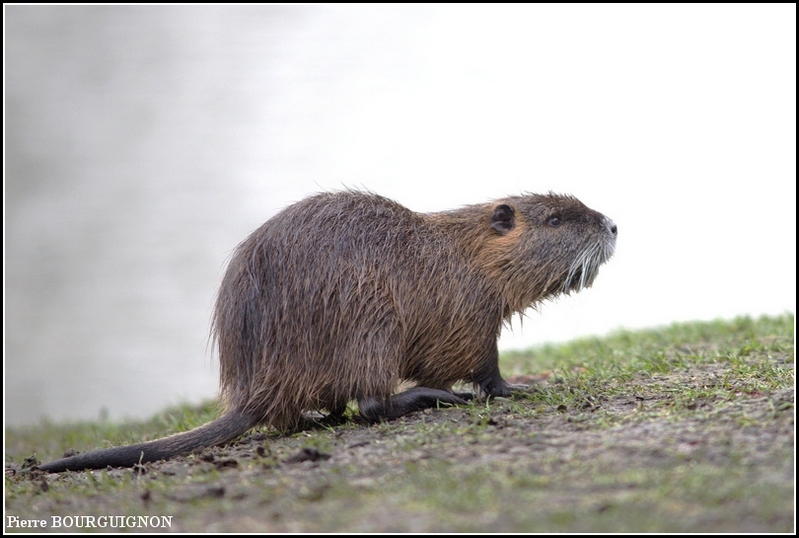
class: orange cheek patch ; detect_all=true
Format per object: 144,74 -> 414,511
475,218 -> 528,276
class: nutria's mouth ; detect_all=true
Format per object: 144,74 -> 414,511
563,239 -> 615,293
565,268 -> 591,292
564,268 -> 598,293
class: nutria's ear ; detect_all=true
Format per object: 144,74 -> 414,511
490,204 -> 515,234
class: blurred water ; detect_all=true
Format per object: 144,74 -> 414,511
5,5 -> 795,426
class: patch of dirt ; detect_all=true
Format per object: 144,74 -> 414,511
5,362 -> 795,533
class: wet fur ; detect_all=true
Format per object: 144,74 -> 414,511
38,190 -> 616,472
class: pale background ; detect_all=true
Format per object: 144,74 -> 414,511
4,5 -> 795,426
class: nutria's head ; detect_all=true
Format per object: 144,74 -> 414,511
479,193 -> 617,312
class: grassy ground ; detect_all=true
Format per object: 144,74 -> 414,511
4,314 -> 795,532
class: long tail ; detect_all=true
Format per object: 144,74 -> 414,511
37,411 -> 255,473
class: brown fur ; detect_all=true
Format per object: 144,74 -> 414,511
37,190 -> 616,472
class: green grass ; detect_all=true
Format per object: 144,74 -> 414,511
501,314 -> 793,416
5,314 -> 794,533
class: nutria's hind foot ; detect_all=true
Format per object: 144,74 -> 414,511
357,387 -> 468,423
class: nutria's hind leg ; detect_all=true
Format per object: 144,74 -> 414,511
357,387 -> 468,423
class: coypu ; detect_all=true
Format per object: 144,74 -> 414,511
37,190 -> 616,472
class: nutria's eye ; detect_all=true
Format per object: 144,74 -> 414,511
547,216 -> 562,227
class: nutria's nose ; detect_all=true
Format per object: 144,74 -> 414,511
605,217 -> 617,236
